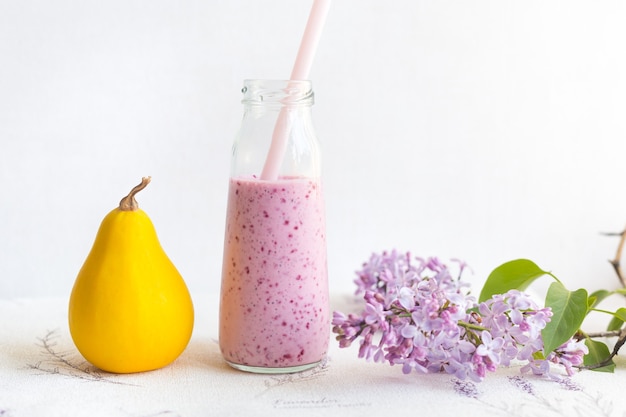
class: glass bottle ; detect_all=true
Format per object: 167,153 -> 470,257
218,79 -> 329,373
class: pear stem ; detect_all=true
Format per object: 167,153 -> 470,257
119,177 -> 151,211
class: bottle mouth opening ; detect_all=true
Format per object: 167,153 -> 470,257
241,79 -> 314,106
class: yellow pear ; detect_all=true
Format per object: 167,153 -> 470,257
68,177 -> 194,373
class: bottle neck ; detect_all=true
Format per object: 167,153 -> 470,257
233,79 -> 320,179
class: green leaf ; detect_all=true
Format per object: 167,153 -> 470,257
479,259 -> 550,303
607,316 -> 623,332
587,296 -> 597,310
607,307 -> 626,331
542,282 -> 588,354
614,307 -> 626,321
584,338 -> 615,373
588,289 -> 612,309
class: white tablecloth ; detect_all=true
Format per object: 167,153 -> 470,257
1,294 -> 625,417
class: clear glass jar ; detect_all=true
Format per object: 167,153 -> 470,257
218,79 -> 329,374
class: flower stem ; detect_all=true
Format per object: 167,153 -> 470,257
458,321 -> 488,332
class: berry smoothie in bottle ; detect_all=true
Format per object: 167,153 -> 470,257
219,176 -> 328,371
218,80 -> 329,373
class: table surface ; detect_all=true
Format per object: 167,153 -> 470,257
1,294 -> 625,417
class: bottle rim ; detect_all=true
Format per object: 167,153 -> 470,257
241,79 -> 314,107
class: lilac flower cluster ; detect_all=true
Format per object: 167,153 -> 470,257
332,250 -> 588,381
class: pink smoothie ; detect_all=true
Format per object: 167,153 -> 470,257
219,176 -> 329,370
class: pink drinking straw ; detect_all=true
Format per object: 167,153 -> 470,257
260,0 -> 332,181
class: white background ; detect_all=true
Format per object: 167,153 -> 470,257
1,0 -> 625,301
